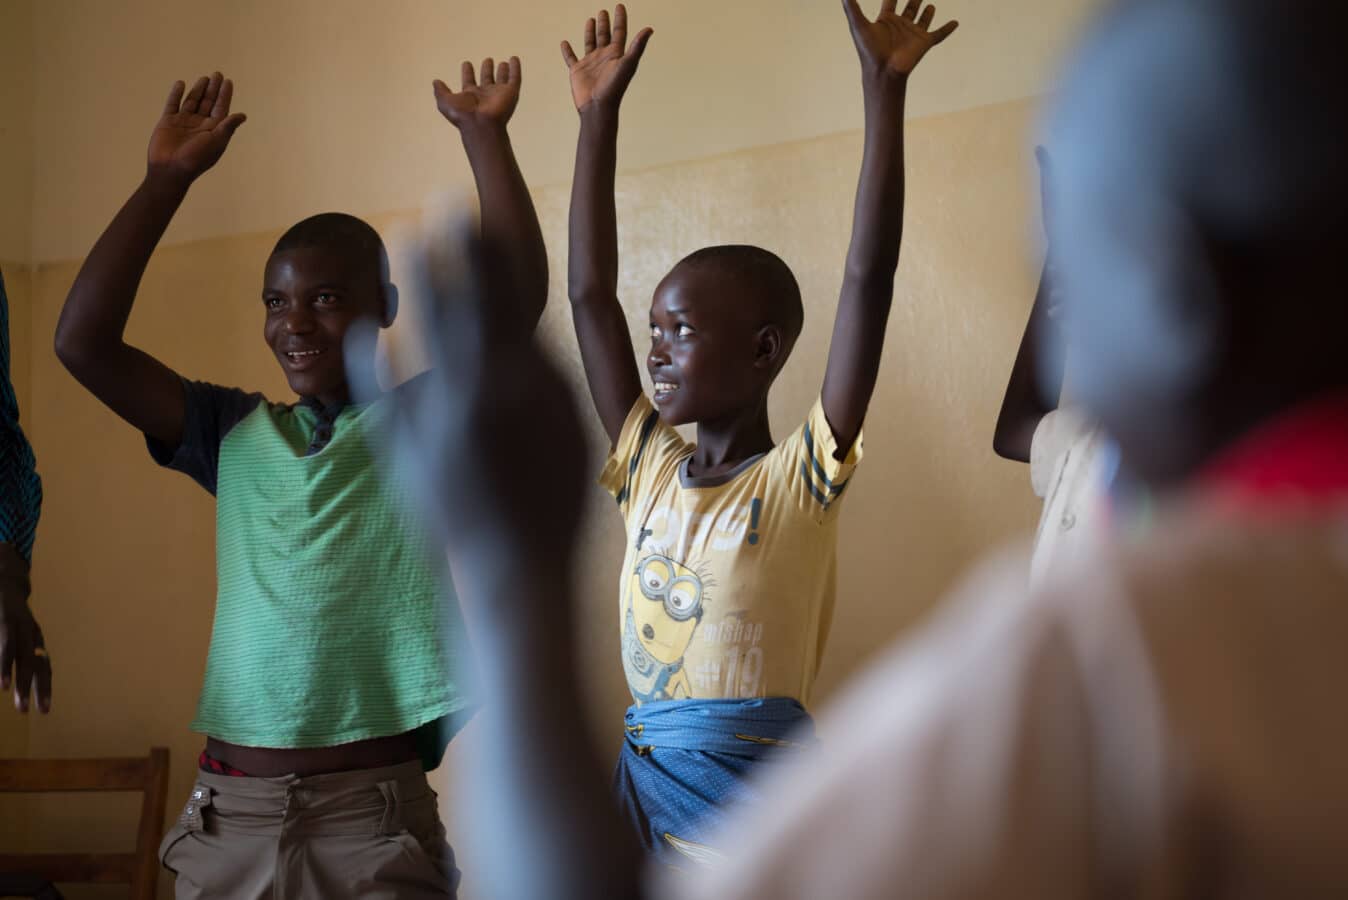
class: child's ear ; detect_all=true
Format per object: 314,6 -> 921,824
380,282 -> 400,329
753,325 -> 783,370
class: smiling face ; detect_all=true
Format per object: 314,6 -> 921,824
646,263 -> 779,426
262,245 -> 390,407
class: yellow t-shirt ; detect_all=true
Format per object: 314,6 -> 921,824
599,395 -> 862,707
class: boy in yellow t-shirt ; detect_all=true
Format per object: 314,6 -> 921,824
558,1 -> 957,866
600,388 -> 858,707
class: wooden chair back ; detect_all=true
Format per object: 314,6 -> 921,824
0,748 -> 170,900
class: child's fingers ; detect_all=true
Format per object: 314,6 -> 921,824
199,72 -> 222,115
561,41 -> 580,67
597,9 -> 612,47
423,222 -> 486,369
212,78 -> 234,119
627,27 -> 654,61
508,56 -> 521,86
213,113 -> 247,140
584,17 -> 597,54
31,625 -> 49,714
12,634 -> 32,713
918,4 -> 935,29
162,80 -> 186,117
930,19 -> 958,43
898,0 -> 916,18
461,60 -> 477,89
342,321 -> 386,409
613,3 -> 628,48
0,624 -> 13,692
481,58 -> 495,86
33,655 -> 51,714
182,76 -> 209,114
496,60 -> 510,86
841,0 -> 867,31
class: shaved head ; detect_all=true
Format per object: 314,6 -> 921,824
272,213 -> 390,288
673,245 -> 804,353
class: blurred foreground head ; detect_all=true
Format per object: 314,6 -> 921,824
1047,0 -> 1348,488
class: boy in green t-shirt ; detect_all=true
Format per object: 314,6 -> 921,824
55,60 -> 545,898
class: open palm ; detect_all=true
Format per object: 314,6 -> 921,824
844,0 -> 958,78
435,58 -> 521,129
147,73 -> 246,182
561,4 -> 653,111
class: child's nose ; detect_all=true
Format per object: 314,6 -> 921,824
284,308 -> 316,333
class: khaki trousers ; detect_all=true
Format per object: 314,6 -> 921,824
158,761 -> 457,899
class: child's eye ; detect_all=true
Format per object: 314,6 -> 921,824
264,297 -> 285,311
316,292 -> 339,305
676,324 -> 695,338
650,325 -> 661,341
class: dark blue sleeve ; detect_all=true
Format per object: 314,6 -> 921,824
0,268 -> 42,563
146,379 -> 265,496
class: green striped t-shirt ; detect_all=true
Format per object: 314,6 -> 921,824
148,377 -> 472,763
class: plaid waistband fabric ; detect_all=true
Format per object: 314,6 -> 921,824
199,749 -> 250,778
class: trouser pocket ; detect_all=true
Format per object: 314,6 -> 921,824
159,782 -> 213,873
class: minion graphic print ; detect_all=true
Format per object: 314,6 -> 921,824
600,393 -> 862,709
622,553 -> 706,703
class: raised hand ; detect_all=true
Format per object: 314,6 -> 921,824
434,57 -> 522,130
0,563 -> 50,714
347,221 -> 588,561
147,73 -> 247,185
561,4 -> 654,112
843,0 -> 958,80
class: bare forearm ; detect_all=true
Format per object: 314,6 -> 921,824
55,173 -> 188,366
844,80 -> 908,293
993,269 -> 1061,462
55,171 -> 189,445
566,104 -> 642,444
452,557 -> 643,900
568,106 -> 621,306
822,79 -> 910,448
460,123 -> 549,330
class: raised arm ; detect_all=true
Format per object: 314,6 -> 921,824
434,56 -> 548,333
55,74 -> 246,449
561,5 -> 653,446
994,148 -> 1064,462
821,1 -> 958,454
993,267 -> 1062,462
348,225 -> 643,900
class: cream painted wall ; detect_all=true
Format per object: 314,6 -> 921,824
0,0 -> 33,263
28,0 -> 1097,262
17,96 -> 1044,898
0,0 -> 35,819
